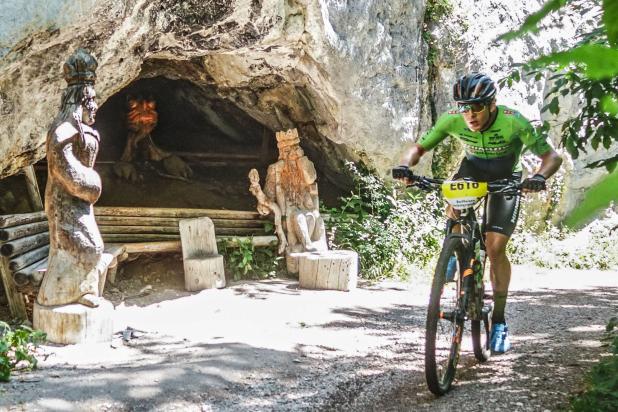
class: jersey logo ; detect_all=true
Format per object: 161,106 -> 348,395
503,109 -> 514,115
448,110 -> 459,115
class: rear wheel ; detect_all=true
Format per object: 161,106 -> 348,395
425,236 -> 466,396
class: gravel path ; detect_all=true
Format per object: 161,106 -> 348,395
1,263 -> 616,411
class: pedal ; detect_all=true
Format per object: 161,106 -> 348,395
482,303 -> 493,316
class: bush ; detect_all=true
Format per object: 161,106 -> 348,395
508,208 -> 618,270
325,162 -> 444,281
571,317 -> 618,412
219,238 -> 283,281
0,322 -> 45,382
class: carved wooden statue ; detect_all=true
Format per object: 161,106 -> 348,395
248,168 -> 287,254
114,96 -> 192,182
249,129 -> 327,256
37,49 -> 110,308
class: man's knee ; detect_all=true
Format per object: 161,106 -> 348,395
485,233 -> 509,261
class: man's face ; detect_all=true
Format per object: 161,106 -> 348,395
459,100 -> 496,132
81,86 -> 98,126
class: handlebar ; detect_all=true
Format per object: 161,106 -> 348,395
391,167 -> 522,196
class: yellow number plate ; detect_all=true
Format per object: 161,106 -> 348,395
441,181 -> 488,210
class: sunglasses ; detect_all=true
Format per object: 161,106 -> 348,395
457,103 -> 488,114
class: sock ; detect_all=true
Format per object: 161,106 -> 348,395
492,291 -> 508,324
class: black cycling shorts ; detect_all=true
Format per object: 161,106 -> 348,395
452,156 -> 522,237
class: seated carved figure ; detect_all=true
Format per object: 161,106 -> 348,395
249,129 -> 327,257
114,96 -> 192,181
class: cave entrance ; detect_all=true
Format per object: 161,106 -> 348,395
95,76 -> 279,210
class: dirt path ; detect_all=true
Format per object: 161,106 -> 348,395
1,263 -> 616,411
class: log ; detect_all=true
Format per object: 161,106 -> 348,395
9,244 -> 50,271
96,216 -> 267,228
0,258 -> 27,320
96,216 -> 180,227
184,256 -> 225,291
98,225 -> 180,234
0,232 -> 50,257
0,221 -> 48,241
298,250 -> 358,291
101,234 -> 180,242
33,300 -> 114,344
122,241 -> 182,254
13,257 -> 48,288
218,236 -> 278,248
23,165 -> 43,211
0,211 -> 46,228
94,206 -> 259,220
180,217 -> 225,291
170,151 -> 260,161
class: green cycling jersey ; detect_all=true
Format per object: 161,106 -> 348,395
418,105 -> 552,171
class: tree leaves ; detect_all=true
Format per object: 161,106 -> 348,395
603,0 -> 618,47
498,0 -> 569,41
530,44 -> 618,80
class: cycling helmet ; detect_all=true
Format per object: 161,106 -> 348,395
453,73 -> 497,103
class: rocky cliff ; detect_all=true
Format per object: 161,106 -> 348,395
0,0 -> 613,220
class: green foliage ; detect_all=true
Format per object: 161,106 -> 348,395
570,317 -> 618,412
325,162 -> 444,281
0,322 -> 45,382
508,208 -> 618,270
498,1 -> 618,169
219,239 -> 282,281
425,0 -> 454,21
499,0 -> 570,41
423,0 -> 454,66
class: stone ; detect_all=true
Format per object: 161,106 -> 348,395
33,299 -> 114,344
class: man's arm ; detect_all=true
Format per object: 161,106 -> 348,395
399,143 -> 426,167
535,148 -> 563,179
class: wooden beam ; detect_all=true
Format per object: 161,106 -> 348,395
170,151 -> 261,161
0,232 -> 49,257
0,211 -> 46,228
0,257 -> 27,320
0,221 -> 48,242
94,207 -> 260,220
23,166 -> 43,211
9,245 -> 50,271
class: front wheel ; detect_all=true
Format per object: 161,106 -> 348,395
425,236 -> 466,396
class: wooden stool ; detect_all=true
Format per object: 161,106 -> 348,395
179,217 -> 225,291
298,250 -> 358,291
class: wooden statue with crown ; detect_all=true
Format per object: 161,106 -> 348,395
34,49 -> 114,344
249,129 -> 358,291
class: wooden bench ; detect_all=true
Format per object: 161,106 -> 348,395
0,207 -> 276,319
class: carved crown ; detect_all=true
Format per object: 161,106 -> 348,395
276,128 -> 300,149
63,48 -> 98,86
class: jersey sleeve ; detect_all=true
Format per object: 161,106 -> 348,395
513,112 -> 552,156
417,112 -> 457,151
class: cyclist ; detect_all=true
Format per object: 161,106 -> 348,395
394,73 -> 563,353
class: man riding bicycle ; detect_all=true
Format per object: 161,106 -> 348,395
395,73 -> 563,353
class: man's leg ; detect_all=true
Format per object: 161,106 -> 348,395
485,231 -> 511,324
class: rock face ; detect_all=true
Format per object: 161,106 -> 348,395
0,0 -> 612,220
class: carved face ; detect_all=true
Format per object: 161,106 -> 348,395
80,85 -> 98,126
280,144 -> 304,161
127,97 -> 158,133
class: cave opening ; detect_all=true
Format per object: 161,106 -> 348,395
92,76 -> 343,210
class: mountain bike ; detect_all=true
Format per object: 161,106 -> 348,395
391,167 -> 521,396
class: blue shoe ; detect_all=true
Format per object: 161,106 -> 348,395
490,323 -> 511,353
445,256 -> 457,282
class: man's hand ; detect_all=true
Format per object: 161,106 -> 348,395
522,174 -> 546,192
392,165 -> 413,186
